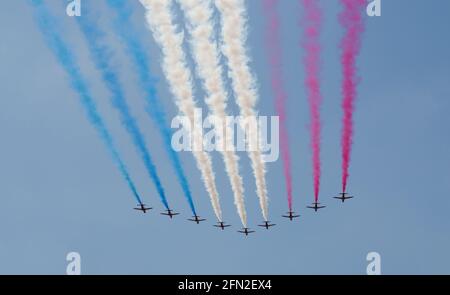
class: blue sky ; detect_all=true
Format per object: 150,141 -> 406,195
0,0 -> 449,274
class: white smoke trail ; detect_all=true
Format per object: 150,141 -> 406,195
178,0 -> 248,227
215,0 -> 269,221
139,0 -> 223,221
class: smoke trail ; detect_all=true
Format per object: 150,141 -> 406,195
178,0 -> 248,227
215,0 -> 269,221
262,0 -> 293,211
138,0 -> 223,221
339,0 -> 365,193
300,0 -> 323,202
29,0 -> 143,205
107,0 -> 197,215
76,8 -> 170,209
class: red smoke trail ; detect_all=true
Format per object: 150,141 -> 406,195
263,0 -> 293,210
339,0 -> 365,193
301,0 -> 322,202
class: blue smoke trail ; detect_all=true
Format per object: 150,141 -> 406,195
106,0 -> 197,215
29,0 -> 143,205
76,7 -> 169,210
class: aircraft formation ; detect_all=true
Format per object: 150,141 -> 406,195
29,0 -> 365,238
133,192 -> 354,236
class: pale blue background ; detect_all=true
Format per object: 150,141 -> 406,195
0,0 -> 449,274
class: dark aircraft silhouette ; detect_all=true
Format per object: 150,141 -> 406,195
258,221 -> 276,229
134,203 -> 152,213
161,209 -> 179,219
188,214 -> 206,224
238,228 -> 255,236
334,192 -> 354,203
282,211 -> 300,221
214,222 -> 231,230
307,202 -> 326,212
